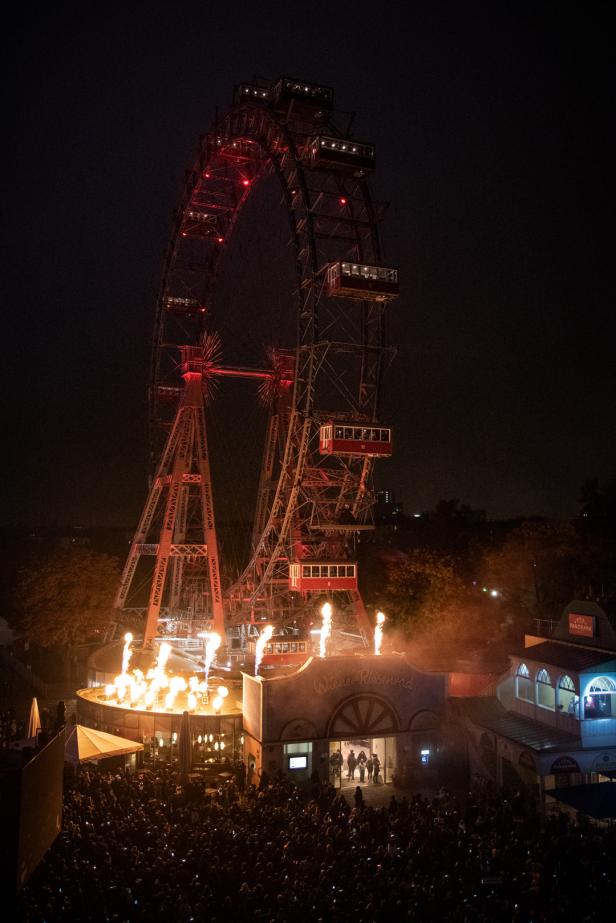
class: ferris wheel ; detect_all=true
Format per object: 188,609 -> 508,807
115,76 -> 398,648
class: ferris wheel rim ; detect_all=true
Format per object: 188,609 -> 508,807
148,82 -> 388,621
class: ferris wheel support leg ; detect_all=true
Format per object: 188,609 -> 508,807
168,484 -> 189,610
248,412 -> 312,603
352,458 -> 371,519
143,409 -> 193,645
114,382 -> 196,613
251,410 -> 279,552
114,482 -> 163,609
193,400 -> 225,638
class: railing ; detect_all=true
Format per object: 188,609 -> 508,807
533,619 -> 558,637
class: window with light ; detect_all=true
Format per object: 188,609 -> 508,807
584,676 -> 616,719
558,674 -> 577,715
536,668 -> 555,710
516,663 -> 534,702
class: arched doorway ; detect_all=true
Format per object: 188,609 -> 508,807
326,694 -> 400,789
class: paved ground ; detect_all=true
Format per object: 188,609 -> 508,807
335,770 -> 472,808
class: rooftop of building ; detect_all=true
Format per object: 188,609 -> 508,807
511,641 -> 616,673
458,696 -> 581,753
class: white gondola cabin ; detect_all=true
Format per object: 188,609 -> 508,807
319,423 -> 393,458
271,77 -> 333,111
307,136 -> 375,173
164,296 -> 207,317
235,83 -> 271,105
326,261 -> 399,301
289,562 -> 358,592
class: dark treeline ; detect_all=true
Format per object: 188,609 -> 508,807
359,478 -> 616,662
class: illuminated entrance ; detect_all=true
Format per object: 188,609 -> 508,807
329,737 -> 397,787
325,692 -> 401,787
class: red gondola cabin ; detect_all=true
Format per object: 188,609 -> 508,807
260,636 -> 311,667
319,423 -> 393,457
289,562 -> 358,591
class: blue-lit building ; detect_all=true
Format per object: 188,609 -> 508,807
458,600 -> 616,796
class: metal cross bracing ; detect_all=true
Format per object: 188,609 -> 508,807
116,76 -> 398,649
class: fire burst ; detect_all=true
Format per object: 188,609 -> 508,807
255,625 -> 274,675
320,602 -> 332,658
103,636 -> 227,714
203,632 -> 222,690
122,632 -> 134,675
374,611 -> 386,656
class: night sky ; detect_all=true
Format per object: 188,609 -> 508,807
3,2 -> 611,528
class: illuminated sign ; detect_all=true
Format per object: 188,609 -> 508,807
313,670 -> 414,695
568,613 -> 595,638
550,755 -> 581,774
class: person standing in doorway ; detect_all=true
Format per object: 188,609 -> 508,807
347,749 -> 357,780
372,753 -> 381,784
330,749 -> 342,780
366,755 -> 374,782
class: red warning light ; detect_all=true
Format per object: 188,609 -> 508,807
339,197 -> 348,206
204,172 -> 211,179
217,236 -> 224,244
242,178 -> 250,187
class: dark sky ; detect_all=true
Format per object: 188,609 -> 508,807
3,1 -> 611,528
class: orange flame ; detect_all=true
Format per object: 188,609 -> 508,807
374,611 -> 386,656
320,602 -> 333,658
255,625 -> 274,675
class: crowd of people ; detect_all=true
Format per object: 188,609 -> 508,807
16,763 -> 615,921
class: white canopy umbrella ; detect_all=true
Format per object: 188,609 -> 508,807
64,724 -> 143,765
26,697 -> 42,740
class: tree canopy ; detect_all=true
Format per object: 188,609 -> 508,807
380,549 -> 467,635
10,546 -> 119,647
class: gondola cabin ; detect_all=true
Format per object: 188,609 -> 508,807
271,76 -> 334,112
164,295 -> 207,317
260,636 -> 312,667
319,423 -> 393,457
235,83 -> 271,105
307,136 -> 375,174
325,261 -> 399,301
289,562 -> 358,591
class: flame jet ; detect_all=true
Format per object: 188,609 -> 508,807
203,632 -> 221,692
374,611 -> 386,655
320,602 -> 333,658
255,625 -> 274,675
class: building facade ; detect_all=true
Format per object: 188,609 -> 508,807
242,653 -> 447,787
459,601 -> 616,794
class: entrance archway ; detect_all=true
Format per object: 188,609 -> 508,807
327,694 -> 399,737
326,694 -> 400,789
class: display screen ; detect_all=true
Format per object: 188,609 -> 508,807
288,755 -> 307,770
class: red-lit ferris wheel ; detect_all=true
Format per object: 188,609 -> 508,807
116,77 -> 398,648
